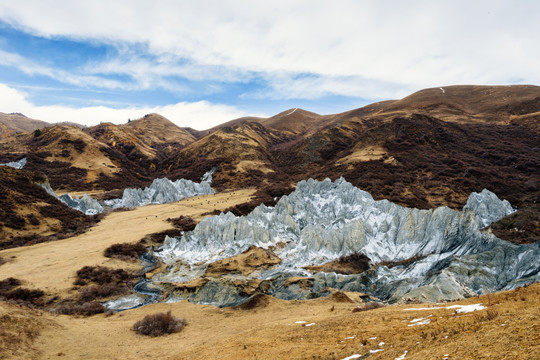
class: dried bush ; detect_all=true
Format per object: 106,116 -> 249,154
53,301 -> 105,316
104,242 -> 147,260
352,302 -> 385,312
79,283 -> 130,302
76,266 -> 133,286
167,215 -> 198,232
0,278 -> 45,306
74,266 -> 134,301
133,311 -> 187,336
337,252 -> 371,272
0,277 -> 21,292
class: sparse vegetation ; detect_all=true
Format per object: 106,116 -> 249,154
167,215 -> 198,232
104,242 -> 147,260
52,301 -> 105,316
74,266 -> 135,301
0,277 -> 45,306
133,311 -> 187,336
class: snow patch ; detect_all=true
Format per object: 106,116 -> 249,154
285,108 -> 298,116
341,355 -> 362,360
395,350 -> 408,360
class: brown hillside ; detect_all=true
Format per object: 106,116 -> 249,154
124,113 -> 197,149
0,112 -> 50,139
162,85 -> 540,217
0,166 -> 97,249
166,121 -> 294,189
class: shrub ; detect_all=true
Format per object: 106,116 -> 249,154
133,311 -> 187,337
53,301 -> 105,316
0,277 -> 21,292
0,278 -> 45,306
75,266 -> 133,286
33,129 -> 41,137
74,266 -> 134,301
167,215 -> 198,232
337,252 -> 371,272
79,283 -> 130,302
104,242 -> 147,260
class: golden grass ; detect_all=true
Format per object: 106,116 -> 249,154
0,189 -> 255,298
0,282 -> 537,359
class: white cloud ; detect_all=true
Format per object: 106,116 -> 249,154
0,1 -> 539,100
0,83 -> 249,130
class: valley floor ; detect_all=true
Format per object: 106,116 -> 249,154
0,189 -> 538,359
0,283 -> 538,359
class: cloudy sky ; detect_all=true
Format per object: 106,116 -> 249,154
0,1 -> 539,130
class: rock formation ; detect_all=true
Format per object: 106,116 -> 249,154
149,178 -> 539,307
463,189 -> 515,228
104,168 -> 215,208
0,157 -> 26,169
39,183 -> 104,216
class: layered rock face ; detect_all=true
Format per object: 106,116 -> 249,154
105,168 -> 215,208
153,178 -> 539,306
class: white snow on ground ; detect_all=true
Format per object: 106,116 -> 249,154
370,349 -> 384,353
379,342 -> 385,346
404,303 -> 485,313
369,336 -> 377,340
446,304 -> 486,313
395,350 -> 408,360
440,87 -> 445,94
305,323 -> 316,327
295,321 -> 307,324
341,355 -> 362,360
344,336 -> 356,340
408,317 -> 431,326
285,108 -> 298,116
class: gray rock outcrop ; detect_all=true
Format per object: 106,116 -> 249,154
154,178 -> 540,306
39,183 -> 104,215
104,172 -> 215,208
0,157 -> 26,169
463,188 -> 515,228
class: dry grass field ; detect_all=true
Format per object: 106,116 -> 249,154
0,279 -> 538,359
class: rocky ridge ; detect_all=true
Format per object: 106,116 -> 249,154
144,178 -> 540,307
104,168 -> 215,208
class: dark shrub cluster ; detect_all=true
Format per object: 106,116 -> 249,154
75,266 -> 133,286
337,252 -> 371,272
0,277 -> 21,292
133,311 -> 187,337
74,266 -> 134,301
104,242 -> 147,260
0,277 -> 45,306
53,301 -> 105,316
167,215 -> 198,232
378,254 -> 427,269
60,138 -> 87,153
79,284 -> 130,302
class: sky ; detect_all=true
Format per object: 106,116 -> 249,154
0,1 -> 539,130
